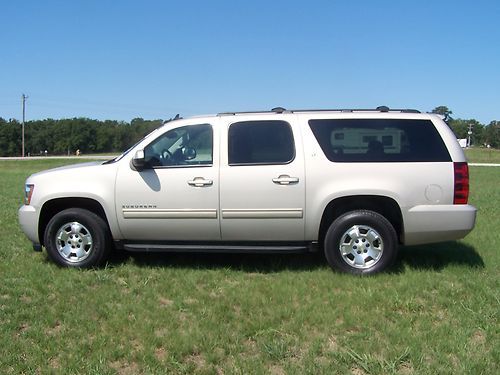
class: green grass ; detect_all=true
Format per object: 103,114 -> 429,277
1,160 -> 498,374
464,147 -> 500,163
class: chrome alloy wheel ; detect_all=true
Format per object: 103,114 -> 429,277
55,222 -> 93,263
339,225 -> 384,269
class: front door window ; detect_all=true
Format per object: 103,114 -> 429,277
144,124 -> 213,167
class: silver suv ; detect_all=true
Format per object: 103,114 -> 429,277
19,107 -> 477,274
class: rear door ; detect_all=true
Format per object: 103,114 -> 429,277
219,116 -> 306,241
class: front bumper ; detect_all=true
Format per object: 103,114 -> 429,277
18,205 -> 40,246
403,204 -> 477,245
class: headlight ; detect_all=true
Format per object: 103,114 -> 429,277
24,184 -> 34,205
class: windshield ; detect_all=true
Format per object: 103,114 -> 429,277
103,127 -> 162,164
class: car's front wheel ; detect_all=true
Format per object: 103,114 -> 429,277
324,210 -> 398,274
44,208 -> 111,268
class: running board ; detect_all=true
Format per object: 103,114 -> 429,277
122,243 -> 310,254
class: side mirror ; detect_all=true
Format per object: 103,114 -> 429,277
131,149 -> 147,170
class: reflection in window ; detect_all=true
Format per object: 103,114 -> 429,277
309,119 -> 451,162
144,124 -> 213,167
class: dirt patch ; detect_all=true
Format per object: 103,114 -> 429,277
350,366 -> 367,375
45,321 -> 63,336
110,360 -> 140,375
159,297 -> 174,307
49,357 -> 60,369
155,347 -> 167,361
470,330 -> 486,345
15,322 -> 29,337
20,295 -> 32,303
243,338 -> 258,355
398,361 -> 414,374
131,339 -> 144,353
186,353 -> 207,370
326,335 -> 339,351
155,328 -> 169,338
269,364 -> 286,375
447,354 -> 459,369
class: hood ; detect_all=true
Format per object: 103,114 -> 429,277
29,161 -> 104,179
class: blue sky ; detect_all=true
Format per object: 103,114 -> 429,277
1,0 -> 499,124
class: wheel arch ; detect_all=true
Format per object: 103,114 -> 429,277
318,195 -> 403,245
38,198 -> 111,246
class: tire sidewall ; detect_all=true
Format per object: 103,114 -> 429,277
324,210 -> 397,275
44,208 -> 109,268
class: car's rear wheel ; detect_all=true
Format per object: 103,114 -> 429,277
324,210 -> 398,274
44,208 -> 111,268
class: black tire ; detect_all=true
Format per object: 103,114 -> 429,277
44,208 -> 111,268
324,210 -> 398,275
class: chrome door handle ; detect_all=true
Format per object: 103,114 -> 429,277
272,175 -> 299,185
188,177 -> 213,187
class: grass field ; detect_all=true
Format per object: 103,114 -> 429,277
0,159 -> 498,374
464,147 -> 500,163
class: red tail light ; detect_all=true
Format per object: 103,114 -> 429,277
453,162 -> 469,204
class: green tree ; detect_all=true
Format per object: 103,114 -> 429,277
0,118 -> 21,156
448,119 -> 484,146
431,106 -> 453,121
484,121 -> 500,148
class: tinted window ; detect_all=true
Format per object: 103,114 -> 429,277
228,121 -> 295,165
308,119 -> 451,162
144,124 -> 213,167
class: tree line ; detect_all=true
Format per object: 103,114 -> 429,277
431,106 -> 499,148
0,107 -> 499,157
0,117 -> 162,157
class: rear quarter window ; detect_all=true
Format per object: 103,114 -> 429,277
308,119 -> 451,162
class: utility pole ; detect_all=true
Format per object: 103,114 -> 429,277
467,123 -> 473,148
21,94 -> 28,157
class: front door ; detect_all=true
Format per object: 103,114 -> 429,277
115,122 -> 220,241
219,118 -> 305,241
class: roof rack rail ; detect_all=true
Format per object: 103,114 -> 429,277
217,106 -> 421,116
218,110 -> 277,116
218,107 -> 291,116
290,107 -> 421,114
271,106 -> 287,114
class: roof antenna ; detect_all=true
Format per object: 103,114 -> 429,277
173,114 -> 180,120
376,106 -> 390,112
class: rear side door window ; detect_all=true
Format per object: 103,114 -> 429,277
228,120 -> 295,165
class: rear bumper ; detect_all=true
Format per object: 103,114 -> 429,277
18,205 -> 40,246
403,204 -> 477,245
